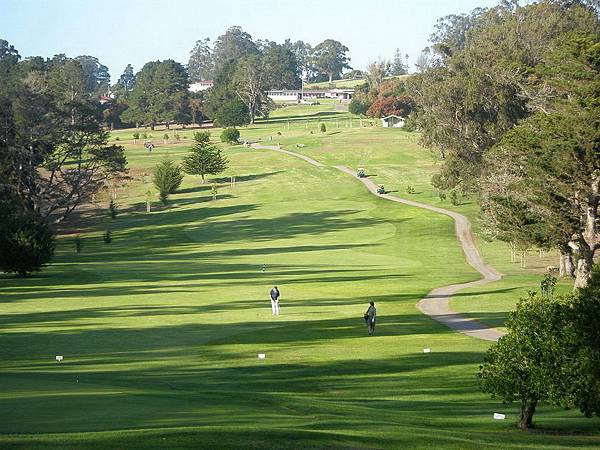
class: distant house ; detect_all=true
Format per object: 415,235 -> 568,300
189,80 -> 214,93
381,115 -> 405,128
267,88 -> 354,102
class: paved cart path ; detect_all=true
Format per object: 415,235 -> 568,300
252,144 -> 505,341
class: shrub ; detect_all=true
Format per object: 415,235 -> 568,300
109,199 -> 118,219
163,133 -> 169,141
132,132 -> 140,140
0,213 -> 55,277
103,230 -> 112,244
320,123 -> 326,133
75,235 -> 83,253
438,191 -> 447,201
141,132 -> 148,139
220,128 -> 240,144
174,132 -> 181,141
115,136 -> 120,141
153,160 -> 184,204
406,185 -> 415,194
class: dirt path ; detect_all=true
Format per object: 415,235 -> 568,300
251,144 -> 505,341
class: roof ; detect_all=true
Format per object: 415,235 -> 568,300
381,115 -> 405,120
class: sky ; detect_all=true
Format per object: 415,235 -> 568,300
1,0 -> 500,80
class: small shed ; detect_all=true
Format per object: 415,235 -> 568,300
381,115 -> 405,128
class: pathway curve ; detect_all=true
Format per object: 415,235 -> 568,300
252,144 -> 505,341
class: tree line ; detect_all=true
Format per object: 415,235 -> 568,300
404,0 -> 599,430
0,41 -> 127,275
407,0 -> 599,288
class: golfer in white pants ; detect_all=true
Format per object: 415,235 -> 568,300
270,286 -> 280,315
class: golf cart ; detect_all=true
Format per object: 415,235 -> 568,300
377,185 -> 385,194
357,168 -> 366,178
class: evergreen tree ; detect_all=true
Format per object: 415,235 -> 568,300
182,132 -> 228,183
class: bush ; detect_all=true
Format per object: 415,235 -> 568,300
174,132 -> 181,141
0,213 -> 55,277
153,160 -> 184,204
320,123 -> 326,133
141,132 -> 148,139
75,235 -> 83,253
163,133 -> 169,141
109,199 -> 117,219
103,230 -> 112,244
132,132 -> 140,140
220,128 -> 240,144
406,185 -> 415,194
115,136 -> 120,141
349,98 -> 371,116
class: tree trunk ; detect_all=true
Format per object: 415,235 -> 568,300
559,246 -> 575,278
519,400 -> 537,429
328,74 -> 333,83
574,243 -> 594,289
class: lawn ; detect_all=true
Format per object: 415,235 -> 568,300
1,104 -> 598,448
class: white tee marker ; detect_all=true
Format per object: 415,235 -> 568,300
493,413 -> 506,420
258,353 -> 266,359
55,355 -> 63,362
423,347 -> 431,353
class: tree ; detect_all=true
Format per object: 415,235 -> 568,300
572,266 -> 600,418
214,97 -> 249,127
0,212 -> 55,277
348,97 -> 371,116
188,37 -> 214,82
112,64 -> 136,99
4,53 -> 128,223
480,33 -> 600,287
478,291 -> 579,429
181,132 -> 228,183
312,39 -> 351,82
261,43 -> 301,89
189,92 -> 204,125
367,95 -> 415,118
409,1 -> 598,194
213,26 -> 258,73
365,58 -> 390,91
285,40 -> 314,81
153,160 -> 183,204
123,60 -> 190,129
391,48 -> 408,75
75,55 -> 110,96
232,54 -> 271,124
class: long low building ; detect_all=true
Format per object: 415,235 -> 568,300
267,88 -> 354,102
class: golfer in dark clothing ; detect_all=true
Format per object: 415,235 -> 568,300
365,301 -> 376,335
270,286 -> 280,315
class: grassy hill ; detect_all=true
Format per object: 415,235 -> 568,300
1,103 -> 596,449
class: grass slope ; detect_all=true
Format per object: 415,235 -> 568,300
1,104 -> 597,448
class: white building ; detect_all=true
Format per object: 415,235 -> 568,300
189,80 -> 214,93
267,88 -> 354,102
381,115 -> 405,128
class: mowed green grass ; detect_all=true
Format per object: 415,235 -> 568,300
1,106 -> 598,448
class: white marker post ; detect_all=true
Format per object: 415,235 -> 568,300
55,355 -> 63,362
